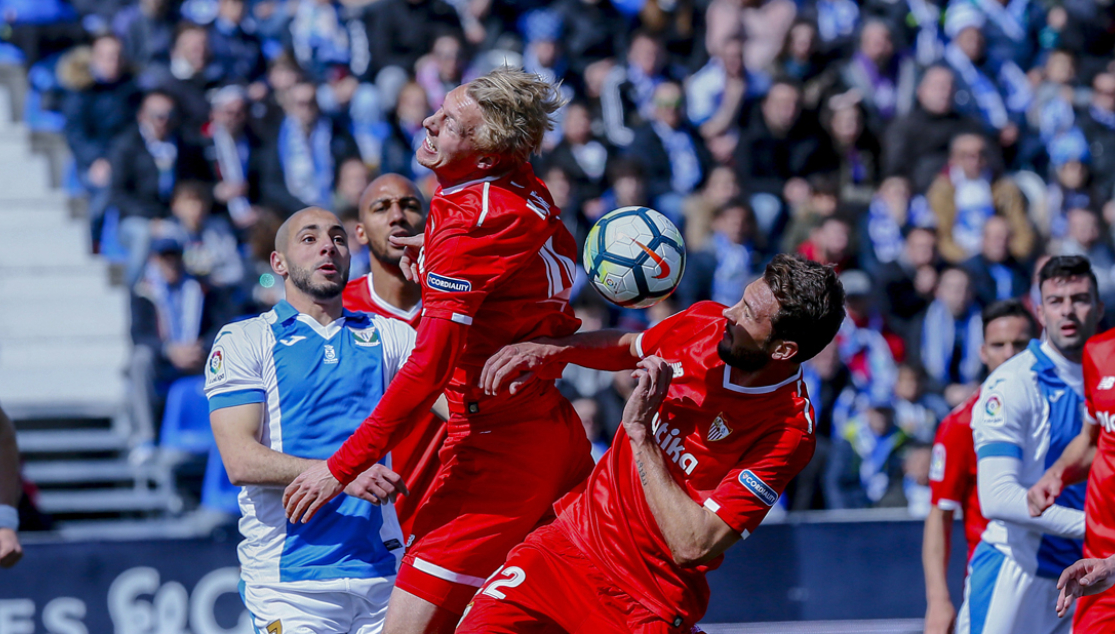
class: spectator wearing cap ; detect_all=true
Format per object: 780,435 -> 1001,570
59,33 -> 140,233
601,31 -> 671,148
878,226 -> 941,338
1044,127 -> 1099,240
110,90 -> 212,286
202,85 -> 264,227
139,23 -> 225,142
258,80 -> 361,216
624,81 -> 712,227
207,0 -> 265,86
1077,73 -> 1115,198
962,214 -> 1029,307
942,4 -> 1032,153
883,65 -> 985,193
129,234 -> 233,458
908,265 -> 984,406
838,19 -> 917,135
926,132 -> 1032,264
952,0 -> 1046,72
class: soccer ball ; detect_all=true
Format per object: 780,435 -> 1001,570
583,206 -> 686,309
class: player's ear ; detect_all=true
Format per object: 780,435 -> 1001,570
476,153 -> 497,171
271,250 -> 287,277
770,340 -> 798,362
354,222 -> 370,246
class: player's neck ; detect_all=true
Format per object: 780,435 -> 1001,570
285,286 -> 344,326
727,362 -> 800,390
369,259 -> 421,312
435,163 -> 512,190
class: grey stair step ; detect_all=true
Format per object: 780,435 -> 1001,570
36,489 -> 178,514
22,459 -> 152,484
16,429 -> 128,453
0,338 -> 131,370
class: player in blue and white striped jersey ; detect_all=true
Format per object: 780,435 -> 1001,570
957,256 -> 1103,634
205,207 -> 417,634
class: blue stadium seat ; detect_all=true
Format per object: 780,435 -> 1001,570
159,375 -> 213,455
25,54 -> 65,133
98,206 -> 128,262
200,444 -> 240,515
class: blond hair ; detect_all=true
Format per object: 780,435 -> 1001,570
467,68 -> 566,164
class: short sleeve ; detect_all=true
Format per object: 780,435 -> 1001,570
421,195 -> 552,325
1084,342 -> 1099,425
971,370 -> 1030,461
702,424 -> 814,537
929,416 -> 974,511
204,322 -> 267,412
636,306 -> 700,358
375,316 -> 417,383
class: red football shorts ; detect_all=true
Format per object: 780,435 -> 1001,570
457,523 -> 691,633
1074,590 -> 1115,633
395,394 -> 594,615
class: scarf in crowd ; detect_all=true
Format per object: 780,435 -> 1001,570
279,115 -> 334,209
212,123 -> 252,222
921,300 -> 984,385
950,165 -> 996,258
143,263 -> 204,345
969,0 -> 1029,42
944,43 -> 1010,130
907,0 -> 943,66
816,0 -> 859,43
711,232 -> 753,307
140,124 -> 178,201
628,64 -> 662,121
291,0 -> 351,70
853,52 -> 898,119
845,416 -> 906,503
653,121 -> 702,195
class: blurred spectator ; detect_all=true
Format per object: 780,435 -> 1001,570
782,171 -> 841,253
207,0 -> 265,85
162,181 -> 244,289
625,81 -> 711,226
110,90 -> 212,285
520,10 -> 568,91
1044,127 -> 1100,241
706,0 -> 797,75
883,65 -> 983,193
878,226 -> 940,337
60,34 -> 140,229
893,364 -> 947,443
539,101 -> 613,214
926,133 -> 1032,264
836,269 -> 901,402
688,35 -> 751,162
822,91 -> 882,206
733,79 -> 838,233
251,53 -> 304,137
553,0 -> 626,81
369,0 -> 463,80
1078,73 -> 1115,200
899,442 -> 933,517
941,5 -> 1030,153
203,85 -> 263,228
798,215 -> 856,273
826,400 -> 909,509
1056,207 -> 1115,308
681,166 -> 742,251
333,156 -> 371,219
601,31 -> 670,148
838,19 -> 916,134
572,398 -> 610,462
801,0 -> 859,56
1027,49 -> 1088,140
859,176 -> 934,275
770,20 -> 829,104
908,266 -> 983,406
140,23 -> 225,141
415,34 -> 465,112
954,0 -> 1046,72
114,0 -> 179,71
681,197 -> 760,308
796,339 -> 852,509
381,81 -> 431,180
963,215 -> 1029,307
129,236 -> 232,457
290,0 -> 356,83
597,158 -> 651,220
258,80 -> 361,215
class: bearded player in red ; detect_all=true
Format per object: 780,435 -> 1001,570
461,254 -> 846,632
341,173 -> 447,540
1029,323 -> 1115,630
283,69 -> 594,633
922,299 -> 1036,634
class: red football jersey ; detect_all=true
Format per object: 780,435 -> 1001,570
929,390 -> 988,562
418,162 -> 580,416
1082,331 -> 1115,561
554,302 -> 817,628
343,273 -> 442,538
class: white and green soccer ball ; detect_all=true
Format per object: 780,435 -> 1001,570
582,206 -> 686,309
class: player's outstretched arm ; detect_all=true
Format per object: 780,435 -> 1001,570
1057,556 -> 1115,618
0,405 -> 23,568
624,358 -> 741,566
922,507 -> 957,634
1029,423 -> 1099,516
979,455 -> 1085,539
481,329 -> 642,395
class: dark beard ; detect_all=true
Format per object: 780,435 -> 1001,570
717,338 -> 771,372
369,241 -> 402,268
289,262 -> 347,300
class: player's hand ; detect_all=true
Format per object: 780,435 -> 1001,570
1057,556 -> 1115,617
0,528 -> 22,568
924,598 -> 956,634
621,356 -> 673,445
480,340 -> 564,395
389,234 -> 423,282
283,462 -> 345,524
1028,470 -> 1063,517
344,464 -> 409,505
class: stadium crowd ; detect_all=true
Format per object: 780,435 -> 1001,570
9,0 -> 1115,514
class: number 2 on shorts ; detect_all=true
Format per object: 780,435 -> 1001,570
481,566 -> 526,600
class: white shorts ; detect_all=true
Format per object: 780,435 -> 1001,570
241,576 -> 394,634
957,542 -> 1072,634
